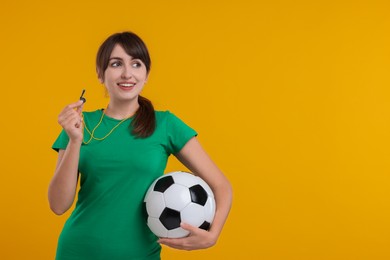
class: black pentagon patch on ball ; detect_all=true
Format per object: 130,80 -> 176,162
159,208 -> 181,230
189,184 -> 208,206
154,176 -> 174,192
199,221 -> 211,231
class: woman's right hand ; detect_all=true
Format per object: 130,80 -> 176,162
58,100 -> 84,143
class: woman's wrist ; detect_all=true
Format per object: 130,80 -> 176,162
68,138 -> 83,147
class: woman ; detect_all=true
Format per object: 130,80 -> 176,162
48,31 -> 232,259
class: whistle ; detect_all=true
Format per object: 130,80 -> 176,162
80,89 -> 86,103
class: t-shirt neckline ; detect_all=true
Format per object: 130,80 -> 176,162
100,109 -> 135,122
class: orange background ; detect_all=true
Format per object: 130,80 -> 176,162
1,0 -> 390,259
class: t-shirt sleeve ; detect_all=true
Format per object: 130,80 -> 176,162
52,129 -> 70,152
165,111 -> 198,154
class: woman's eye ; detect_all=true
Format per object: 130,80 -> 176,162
111,61 -> 121,67
132,62 -> 142,68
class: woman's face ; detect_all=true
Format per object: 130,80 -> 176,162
101,44 -> 148,102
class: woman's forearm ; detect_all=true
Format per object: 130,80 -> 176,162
48,140 -> 81,215
209,178 -> 233,241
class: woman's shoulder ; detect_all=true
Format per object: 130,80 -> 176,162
154,110 -> 193,129
154,110 -> 177,127
154,110 -> 183,122
154,110 -> 172,119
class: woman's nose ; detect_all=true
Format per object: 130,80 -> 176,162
121,65 -> 133,79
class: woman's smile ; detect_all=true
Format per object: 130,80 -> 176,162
117,81 -> 136,90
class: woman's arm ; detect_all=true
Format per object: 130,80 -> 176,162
48,143 -> 81,215
158,137 -> 233,250
48,100 -> 84,215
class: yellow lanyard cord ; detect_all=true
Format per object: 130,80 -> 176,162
82,111 -> 131,144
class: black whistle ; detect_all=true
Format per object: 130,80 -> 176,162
80,89 -> 86,103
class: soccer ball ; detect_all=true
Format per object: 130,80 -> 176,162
144,171 -> 216,238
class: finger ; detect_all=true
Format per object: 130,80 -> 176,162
61,113 -> 82,129
157,223 -> 197,245
158,237 -> 193,251
180,223 -> 198,234
64,100 -> 84,111
75,117 -> 83,129
58,109 -> 80,125
59,101 -> 84,121
76,103 -> 84,114
58,108 -> 77,122
61,117 -> 78,130
158,238 -> 183,248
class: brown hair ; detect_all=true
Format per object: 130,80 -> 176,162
96,32 -> 155,138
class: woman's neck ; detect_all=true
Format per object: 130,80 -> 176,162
104,99 -> 140,120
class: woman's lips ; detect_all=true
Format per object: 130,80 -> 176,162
117,82 -> 135,90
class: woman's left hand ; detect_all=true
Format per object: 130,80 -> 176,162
158,223 -> 217,250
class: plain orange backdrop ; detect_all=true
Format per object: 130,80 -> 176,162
1,0 -> 390,259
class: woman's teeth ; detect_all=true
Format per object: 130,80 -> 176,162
118,83 -> 135,87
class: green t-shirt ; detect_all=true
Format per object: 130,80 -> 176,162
52,110 -> 197,260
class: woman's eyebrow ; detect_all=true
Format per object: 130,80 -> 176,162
109,57 -> 123,61
109,56 -> 137,61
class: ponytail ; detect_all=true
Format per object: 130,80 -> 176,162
131,95 -> 156,138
